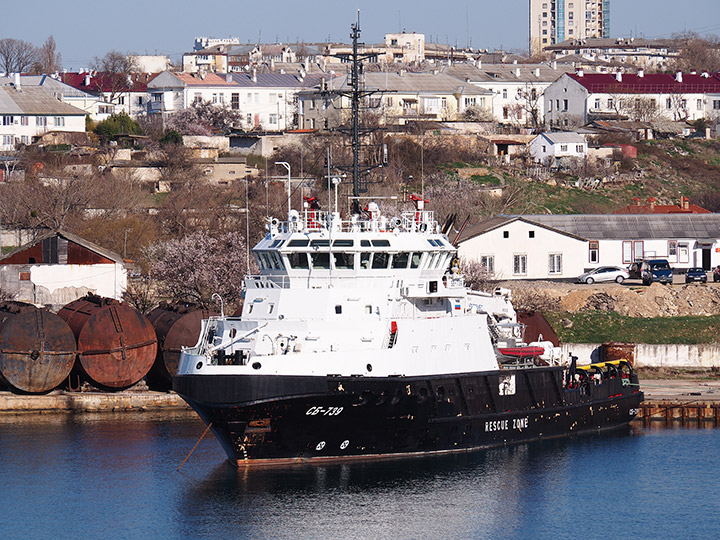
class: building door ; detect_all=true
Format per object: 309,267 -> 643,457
703,248 -> 711,270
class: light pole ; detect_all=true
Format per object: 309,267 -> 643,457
275,161 -> 291,216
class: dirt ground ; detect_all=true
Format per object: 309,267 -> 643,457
499,277 -> 720,318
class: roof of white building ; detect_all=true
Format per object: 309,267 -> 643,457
443,63 -> 574,84
0,86 -> 86,116
535,132 -> 586,145
334,72 -> 493,94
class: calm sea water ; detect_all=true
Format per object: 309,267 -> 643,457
0,412 -> 718,540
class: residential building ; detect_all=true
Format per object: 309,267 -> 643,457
457,213 -> 720,280
530,0 -> 610,56
614,197 -> 711,214
128,55 -> 172,73
183,45 -> 230,74
147,71 -> 238,115
443,62 -> 572,126
0,83 -> 86,150
545,37 -> 680,69
298,71 -> 493,129
58,72 -> 158,118
529,131 -> 587,164
230,71 -> 335,131
544,71 -> 720,127
0,74 -> 116,121
194,37 -> 241,51
384,32 -> 425,63
518,214 -> 720,271
0,230 -> 127,307
457,216 -> 588,280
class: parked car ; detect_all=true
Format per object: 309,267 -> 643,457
685,267 -> 707,283
577,266 -> 630,284
642,259 -> 673,285
713,266 -> 720,282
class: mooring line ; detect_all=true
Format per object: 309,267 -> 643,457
177,422 -> 213,472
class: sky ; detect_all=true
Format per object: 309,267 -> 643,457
3,0 -> 720,70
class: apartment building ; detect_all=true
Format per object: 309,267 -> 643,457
530,0 -> 610,56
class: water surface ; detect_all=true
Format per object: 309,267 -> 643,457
1,413 -> 717,539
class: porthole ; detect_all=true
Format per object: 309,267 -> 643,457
252,362 -> 262,370
316,441 -> 326,451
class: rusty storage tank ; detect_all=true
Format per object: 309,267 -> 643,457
0,302 -> 77,394
602,342 -> 636,367
58,294 -> 157,390
145,302 -> 216,390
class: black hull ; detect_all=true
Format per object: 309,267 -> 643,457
173,366 -> 643,465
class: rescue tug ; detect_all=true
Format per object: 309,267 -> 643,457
173,197 -> 644,466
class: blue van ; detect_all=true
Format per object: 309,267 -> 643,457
642,259 -> 673,285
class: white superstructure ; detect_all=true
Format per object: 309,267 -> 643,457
177,199 -> 551,380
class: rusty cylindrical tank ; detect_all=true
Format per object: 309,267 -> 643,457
145,302 -> 216,390
0,302 -> 77,394
58,294 -> 157,390
602,342 -> 636,367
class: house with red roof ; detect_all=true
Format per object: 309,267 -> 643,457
614,196 -> 711,215
59,72 -> 159,118
544,70 -> 720,128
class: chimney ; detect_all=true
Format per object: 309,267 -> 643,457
225,73 -> 232,83
515,67 -> 521,78
681,196 -> 689,210
637,68 -> 644,78
675,71 -> 683,83
251,68 -> 257,83
647,197 -> 656,209
551,61 -> 557,70
84,74 -> 91,86
690,70 -> 697,75
576,68 -> 584,77
13,72 -> 21,91
477,60 -> 481,69
535,67 -> 540,77
615,71 -> 623,82
702,71 -> 710,78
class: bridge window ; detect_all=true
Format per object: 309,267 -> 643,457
371,253 -> 390,269
410,253 -> 422,268
391,252 -> 410,269
333,252 -> 355,270
287,252 -> 309,269
360,252 -> 371,269
311,252 -> 331,269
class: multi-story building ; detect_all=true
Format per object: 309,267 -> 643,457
298,71 -> 493,129
0,81 -> 86,150
530,0 -> 610,56
544,70 -> 720,128
545,37 -> 680,69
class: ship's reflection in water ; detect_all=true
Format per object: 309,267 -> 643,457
2,416 -> 719,540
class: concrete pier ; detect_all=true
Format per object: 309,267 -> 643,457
0,390 -> 190,414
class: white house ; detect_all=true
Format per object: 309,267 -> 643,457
0,83 -> 86,150
146,71 -> 238,115
522,214 -> 720,272
544,71 -> 720,128
444,62 -> 572,126
457,216 -> 588,281
457,213 -> 720,281
529,132 -> 587,164
0,230 -> 127,307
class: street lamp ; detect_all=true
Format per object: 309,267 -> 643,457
275,161 -> 291,216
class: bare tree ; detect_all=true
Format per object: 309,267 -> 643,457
90,51 -> 140,104
0,38 -> 39,73
34,36 -> 62,74
514,83 -> 543,129
668,93 -> 689,121
672,33 -> 720,73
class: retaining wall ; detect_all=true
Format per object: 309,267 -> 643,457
563,343 -> 720,368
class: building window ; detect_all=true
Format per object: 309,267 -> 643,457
212,93 -> 218,103
231,93 -> 240,110
54,117 -> 65,127
502,89 -> 508,99
666,98 -> 672,109
270,93 -> 277,103
589,241 -> 599,263
697,99 -> 703,110
608,98 -> 614,109
2,135 -> 13,146
309,99 -> 316,110
246,113 -> 252,125
678,242 -> 690,263
193,93 -> 202,104
560,144 -> 568,151
20,116 -> 28,126
218,94 -> 224,104
714,100 -> 720,110
668,240 -> 677,258
480,255 -> 495,275
2,116 -> 13,125
563,99 -> 568,111
36,117 -> 47,126
503,231 -> 509,239
576,144 -> 583,152
513,254 -> 527,275
594,98 -> 601,109
529,231 -> 535,238
269,113 -> 278,124
464,97 -> 476,107
548,253 -> 562,274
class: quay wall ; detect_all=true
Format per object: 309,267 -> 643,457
563,343 -> 720,368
